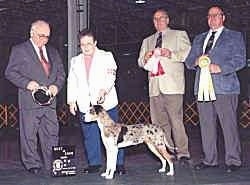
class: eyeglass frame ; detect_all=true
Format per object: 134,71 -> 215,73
32,29 -> 50,39
207,13 -> 224,19
153,16 -> 168,22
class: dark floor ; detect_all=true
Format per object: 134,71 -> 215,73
0,125 -> 250,185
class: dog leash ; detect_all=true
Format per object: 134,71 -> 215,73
97,83 -> 115,105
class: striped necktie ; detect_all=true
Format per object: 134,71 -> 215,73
204,31 -> 216,54
155,32 -> 162,48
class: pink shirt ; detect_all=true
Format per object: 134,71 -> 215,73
84,55 -> 93,80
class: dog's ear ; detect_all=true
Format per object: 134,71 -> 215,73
93,104 -> 104,114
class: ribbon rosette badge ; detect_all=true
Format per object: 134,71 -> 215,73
198,55 -> 210,68
197,55 -> 216,101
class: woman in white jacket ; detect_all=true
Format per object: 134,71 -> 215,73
67,29 -> 125,174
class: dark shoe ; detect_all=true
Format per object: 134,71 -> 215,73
194,162 -> 218,170
179,156 -> 190,167
116,165 -> 126,175
28,167 -> 40,174
83,165 -> 101,174
226,165 -> 241,173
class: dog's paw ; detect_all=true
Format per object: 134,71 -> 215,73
105,175 -> 114,179
101,172 -> 107,177
166,171 -> 174,176
158,168 -> 166,173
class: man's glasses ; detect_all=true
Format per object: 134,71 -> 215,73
153,16 -> 167,22
37,33 -> 49,39
207,13 -> 223,19
32,29 -> 50,39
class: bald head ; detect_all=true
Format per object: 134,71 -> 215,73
30,20 -> 50,48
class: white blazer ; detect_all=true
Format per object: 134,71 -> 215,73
67,48 -> 118,113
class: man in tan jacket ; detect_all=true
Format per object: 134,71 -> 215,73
138,9 -> 191,167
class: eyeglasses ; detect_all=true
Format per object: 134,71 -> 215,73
32,29 -> 50,39
37,33 -> 49,39
207,13 -> 223,19
80,43 -> 95,47
153,16 -> 167,22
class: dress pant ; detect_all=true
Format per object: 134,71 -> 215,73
197,94 -> 241,166
20,107 -> 59,170
80,106 -> 125,166
150,93 -> 190,159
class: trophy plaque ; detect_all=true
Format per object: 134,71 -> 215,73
52,145 -> 76,177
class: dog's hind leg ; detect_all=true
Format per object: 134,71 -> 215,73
157,146 -> 174,176
146,142 -> 167,173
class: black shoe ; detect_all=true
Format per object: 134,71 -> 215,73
116,165 -> 126,175
179,156 -> 190,167
226,165 -> 241,173
194,162 -> 218,170
28,167 -> 40,174
83,165 -> 101,174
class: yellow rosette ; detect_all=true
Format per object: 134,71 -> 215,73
197,55 -> 216,101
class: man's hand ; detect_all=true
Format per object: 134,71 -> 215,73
27,81 -> 39,91
209,64 -> 221,73
161,48 -> 172,58
144,51 -> 154,64
48,85 -> 58,96
69,102 -> 77,116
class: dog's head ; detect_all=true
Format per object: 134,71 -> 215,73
84,105 -> 105,122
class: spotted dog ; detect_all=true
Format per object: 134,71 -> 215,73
84,105 -> 175,179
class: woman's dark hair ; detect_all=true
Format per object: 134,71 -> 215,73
78,29 -> 96,41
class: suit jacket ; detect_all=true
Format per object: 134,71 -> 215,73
185,27 -> 246,95
67,48 -> 118,113
138,28 -> 191,97
5,40 -> 66,110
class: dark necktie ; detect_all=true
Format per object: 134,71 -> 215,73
39,47 -> 50,76
204,31 -> 216,54
155,32 -> 162,48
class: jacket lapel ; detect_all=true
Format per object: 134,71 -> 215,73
200,32 -> 208,54
212,28 -> 226,51
27,40 -> 40,64
46,46 -> 53,76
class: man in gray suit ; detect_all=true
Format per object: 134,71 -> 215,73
185,6 -> 246,172
5,20 -> 65,174
138,9 -> 191,166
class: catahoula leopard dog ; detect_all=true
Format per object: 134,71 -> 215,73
84,105 -> 175,179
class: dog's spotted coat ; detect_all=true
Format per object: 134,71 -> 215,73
85,105 -> 175,179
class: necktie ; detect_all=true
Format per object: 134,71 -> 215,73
39,47 -> 50,76
155,32 -> 162,48
204,31 -> 216,54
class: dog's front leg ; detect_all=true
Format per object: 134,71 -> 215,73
101,149 -> 111,178
105,143 -> 118,179
102,137 -> 118,179
100,136 -> 111,178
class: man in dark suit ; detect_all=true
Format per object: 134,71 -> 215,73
5,20 -> 65,174
185,6 -> 246,173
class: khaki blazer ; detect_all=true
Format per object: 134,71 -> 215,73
138,28 -> 191,97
